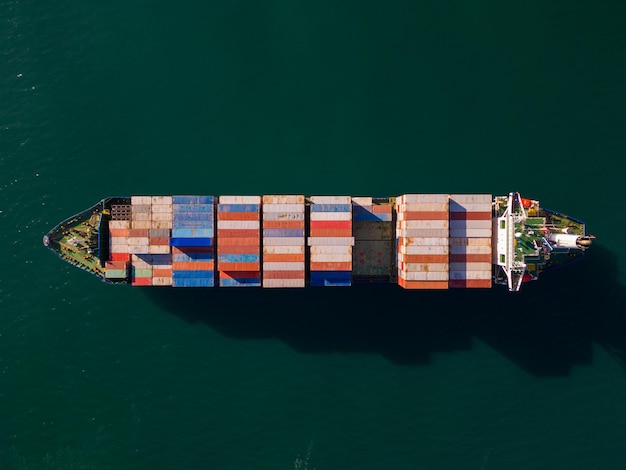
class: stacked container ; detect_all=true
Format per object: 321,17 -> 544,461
171,196 -> 215,287
104,260 -> 129,279
109,220 -> 130,262
217,196 -> 261,287
396,194 -> 449,289
148,196 -> 172,285
351,197 -> 394,280
129,196 -> 152,285
262,195 -> 305,288
308,196 -> 354,286
449,194 -> 493,288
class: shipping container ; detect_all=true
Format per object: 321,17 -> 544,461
265,237 -> 306,246
449,279 -> 492,288
219,196 -> 261,204
263,245 -> 305,254
307,237 -> 354,246
310,196 -> 351,204
219,277 -> 261,287
262,203 -> 305,213
310,212 -> 352,221
309,270 -> 351,286
172,195 -> 214,204
262,212 -> 305,221
263,253 -> 305,263
449,211 -> 492,220
449,228 -> 492,238
262,270 -> 306,279
397,279 -> 449,290
262,279 -> 305,288
131,196 -> 152,205
262,220 -> 305,229
262,195 -> 305,204
262,262 -> 305,271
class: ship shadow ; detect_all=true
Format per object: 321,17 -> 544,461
144,245 -> 626,376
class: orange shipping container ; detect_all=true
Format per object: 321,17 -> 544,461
449,212 -> 492,221
262,220 -> 305,229
449,279 -> 492,288
150,237 -> 170,245
217,229 -> 259,238
397,279 -> 448,289
309,261 -> 352,271
309,220 -> 352,230
217,245 -> 259,254
217,212 -> 259,221
216,237 -> 260,246
217,262 -> 260,271
263,270 -> 306,279
262,253 -> 305,263
172,261 -> 215,271
109,228 -> 130,237
153,268 -> 173,277
129,229 -> 150,237
449,254 -> 492,263
372,205 -> 392,213
110,253 -> 131,261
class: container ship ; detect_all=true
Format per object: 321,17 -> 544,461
43,192 -> 593,292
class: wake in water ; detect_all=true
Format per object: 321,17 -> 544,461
294,441 -> 315,470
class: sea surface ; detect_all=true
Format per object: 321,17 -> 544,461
2,1 -> 626,468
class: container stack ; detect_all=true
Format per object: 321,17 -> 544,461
104,260 -> 129,280
129,196 -> 152,285
351,197 -> 394,281
171,196 -> 215,287
449,194 -> 493,288
109,220 -> 130,262
262,195 -> 306,288
217,196 -> 261,287
396,194 -> 449,289
308,196 -> 354,286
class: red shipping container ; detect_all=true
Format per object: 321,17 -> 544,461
309,261 -> 352,271
398,279 -> 448,289
449,279 -> 492,288
217,212 -> 259,221
217,245 -> 260,254
131,277 -> 152,286
150,237 -> 170,245
372,205 -> 392,213
129,229 -> 150,237
109,228 -> 130,237
400,211 -> 449,220
219,270 -> 261,279
262,220 -> 305,229
449,211 -> 491,220
263,270 -> 305,279
262,253 -> 305,263
309,220 -> 352,230
309,229 -> 352,237
217,262 -> 260,271
110,252 -> 131,261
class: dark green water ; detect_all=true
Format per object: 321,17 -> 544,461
2,1 -> 626,468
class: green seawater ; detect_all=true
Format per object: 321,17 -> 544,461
2,1 -> 626,468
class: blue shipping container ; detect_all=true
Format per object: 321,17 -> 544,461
173,195 -> 215,204
173,253 -> 215,262
310,271 -> 351,287
170,237 -> 214,247
172,212 -> 213,221
217,204 -> 259,213
217,254 -> 260,263
171,229 -> 214,238
262,229 -> 305,238
219,277 -> 261,287
173,204 -> 214,213
310,204 -> 351,212
173,270 -> 214,279
173,278 -> 215,287
353,212 -> 392,222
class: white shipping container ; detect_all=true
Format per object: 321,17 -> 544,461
449,237 -> 492,246
310,253 -> 352,262
128,246 -> 150,254
109,220 -> 130,229
128,237 -> 149,245
263,262 -> 305,271
132,212 -> 151,221
398,202 -> 449,212
450,262 -> 491,272
110,236 -> 128,245
151,204 -> 173,213
131,196 -> 152,205
217,220 -> 260,229
149,245 -> 171,254
449,202 -> 492,212
402,263 -> 449,272
403,271 -> 449,281
310,246 -> 353,254
310,196 -> 351,204
131,221 -> 152,229
449,194 -> 492,204
110,245 -> 129,253
262,212 -> 305,221
264,237 -> 306,246
310,212 -> 352,221
449,220 -> 491,229
450,228 -> 492,238
151,221 -> 173,229
449,271 -> 492,280
401,194 -> 449,204
307,237 -> 355,246
399,237 -> 449,246
351,197 -> 373,206
398,245 -> 449,255
219,195 -> 261,204
151,212 -> 173,221
262,203 -> 305,213
263,245 -> 304,254
151,196 -> 173,205
131,204 -> 151,213
152,277 -> 173,286
263,278 -> 305,288
397,220 -> 449,229
262,195 -> 305,204
450,245 -> 492,255
396,229 -> 450,238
